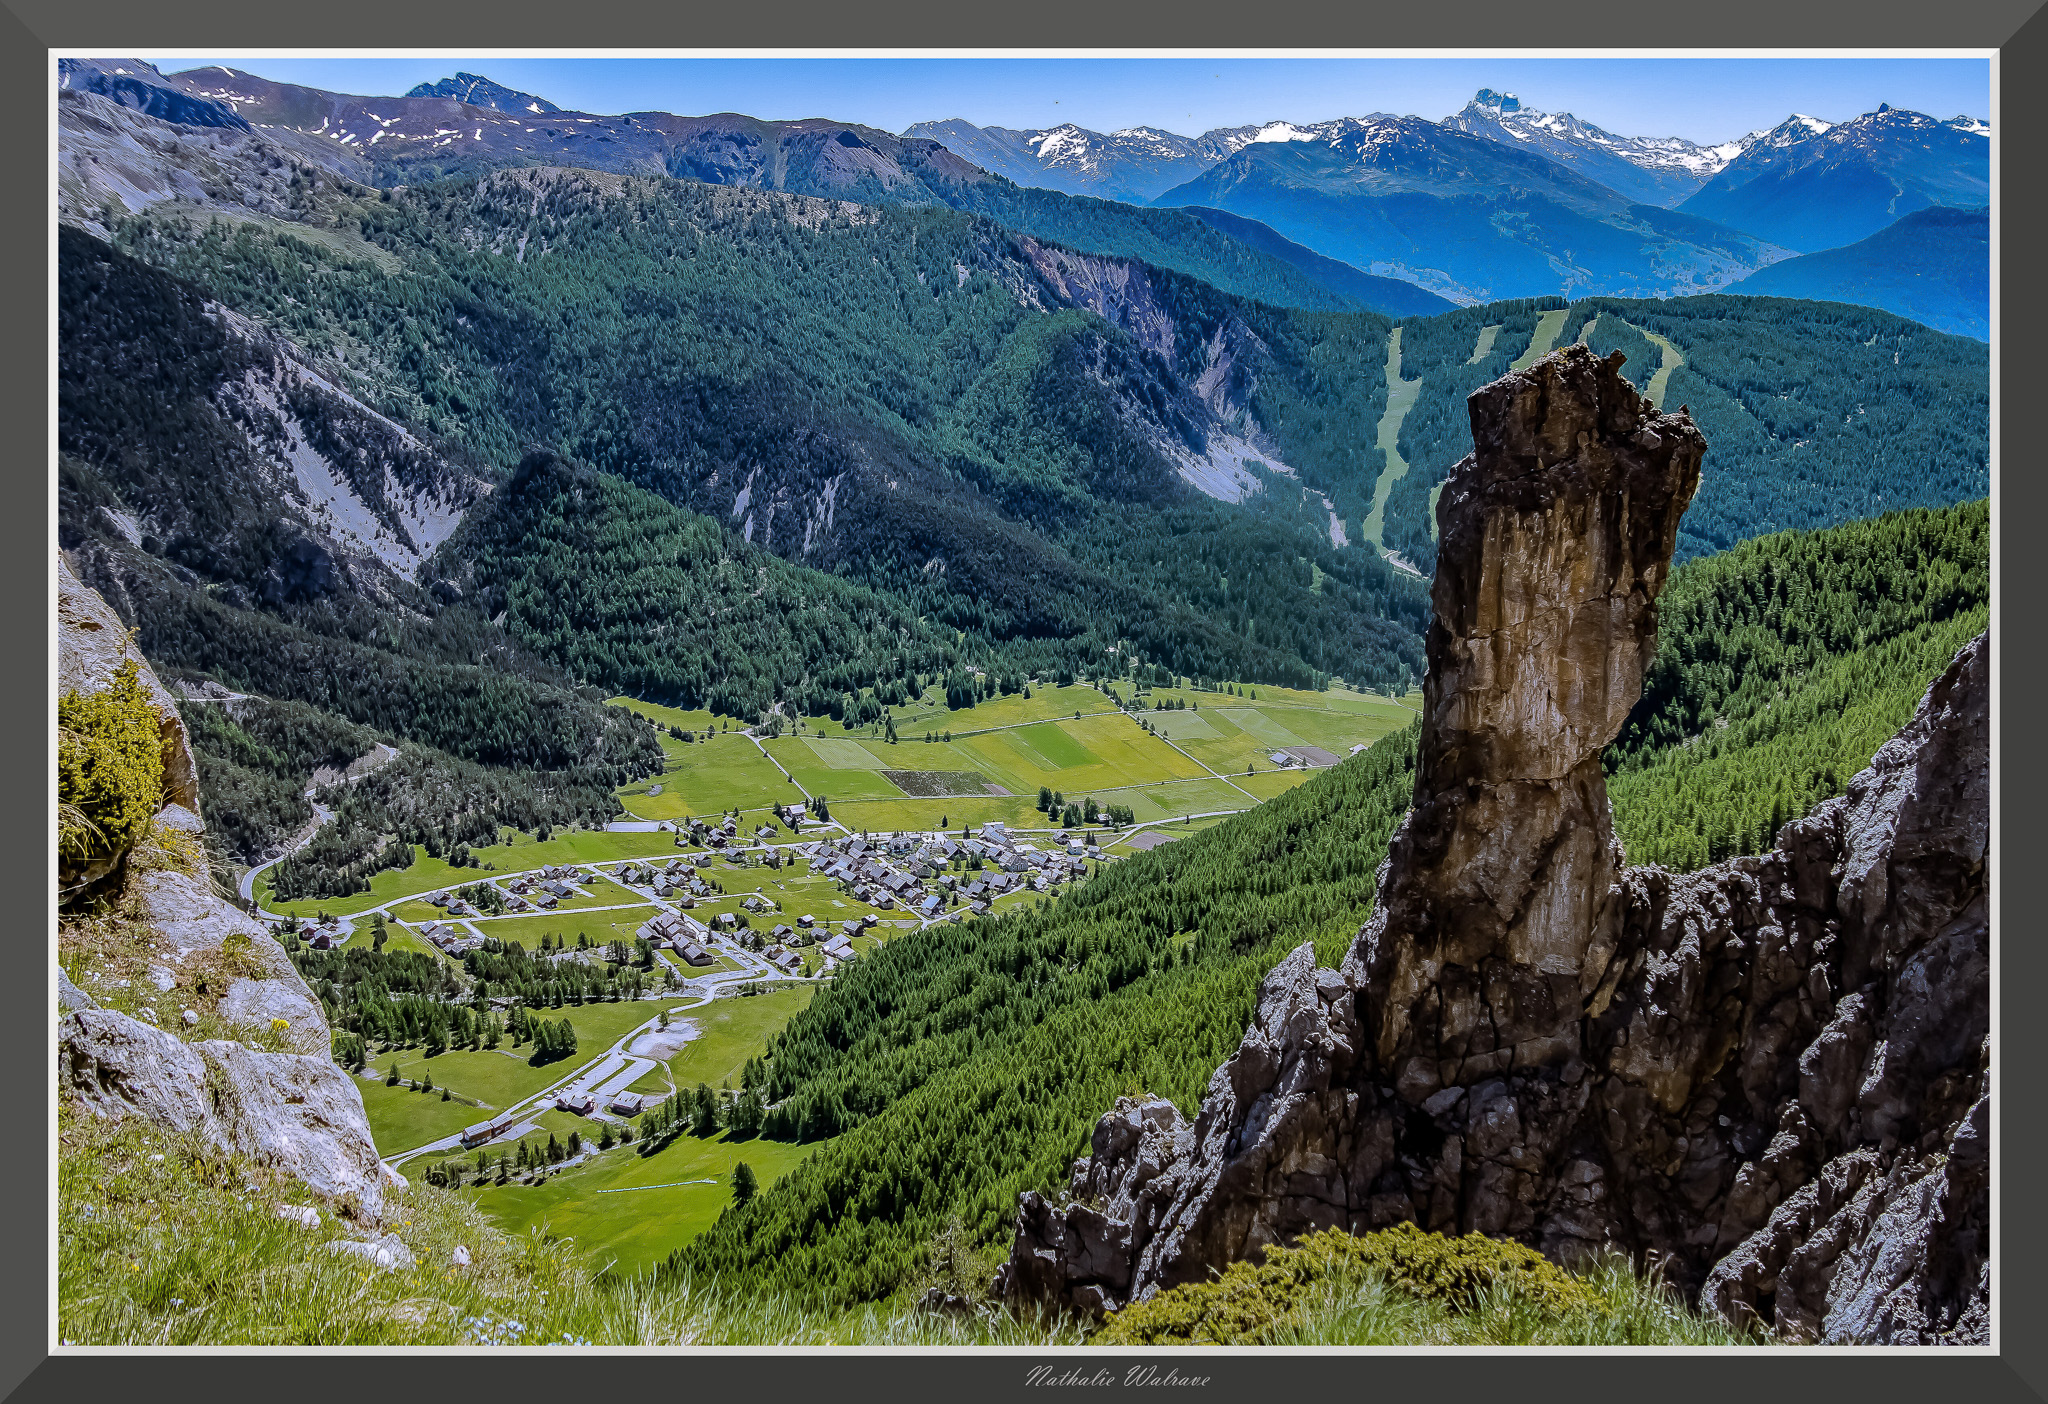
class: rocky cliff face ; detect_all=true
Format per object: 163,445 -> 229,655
995,344 -> 1990,1344
57,553 -> 396,1225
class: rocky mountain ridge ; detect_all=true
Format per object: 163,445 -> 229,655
1440,89 -> 1742,207
996,344 -> 1990,1345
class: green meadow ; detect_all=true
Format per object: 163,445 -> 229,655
362,1000 -> 684,1154
462,1129 -> 819,1277
623,985 -> 816,1096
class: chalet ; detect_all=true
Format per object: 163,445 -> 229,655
309,931 -> 334,950
544,881 -> 576,899
676,942 -> 715,967
920,894 -> 944,916
970,900 -> 991,916
887,833 -> 914,855
999,854 -> 1029,873
822,935 -> 857,962
910,861 -> 937,880
507,896 -> 532,913
715,912 -> 738,929
980,821 -> 1008,842
797,913 -> 815,928
461,1115 -> 513,1148
555,1092 -> 598,1116
639,912 -> 685,944
608,1093 -> 651,1117
873,892 -> 896,910
1269,750 -> 1299,768
768,947 -> 805,974
536,895 -> 559,910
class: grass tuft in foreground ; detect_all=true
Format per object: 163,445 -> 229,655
1096,1226 -> 1759,1348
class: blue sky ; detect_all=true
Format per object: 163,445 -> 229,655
134,57 -> 1991,145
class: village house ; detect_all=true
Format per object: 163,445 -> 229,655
555,1092 -> 598,1116
608,1093 -> 651,1117
822,934 -> 857,963
461,1115 -> 514,1148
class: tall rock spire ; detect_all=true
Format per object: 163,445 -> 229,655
1354,344 -> 1702,1100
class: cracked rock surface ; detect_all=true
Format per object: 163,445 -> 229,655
995,346 -> 1989,1344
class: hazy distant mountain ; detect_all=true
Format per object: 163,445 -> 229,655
1174,206 -> 1455,317
1725,205 -> 1988,339
1440,89 -> 1744,207
405,72 -> 561,116
1679,105 -> 1989,252
903,118 -> 1258,202
1152,114 -> 1788,304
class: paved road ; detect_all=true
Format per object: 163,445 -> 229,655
237,793 -> 330,903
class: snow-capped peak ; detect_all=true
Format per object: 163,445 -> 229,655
1251,121 -> 1321,144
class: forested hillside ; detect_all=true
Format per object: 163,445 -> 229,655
102,169 -> 1427,693
1374,295 -> 1988,575
664,498 -> 1989,1308
1608,500 -> 1989,870
442,450 -> 1426,715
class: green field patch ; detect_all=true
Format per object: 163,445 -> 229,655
624,735 -> 796,819
1365,327 -> 1423,551
460,907 -> 658,949
1089,778 -> 1254,823
1143,709 -> 1222,741
801,736 -> 891,769
1511,308 -> 1570,370
1012,722 -> 1094,770
888,683 -> 1116,737
834,794 -> 1040,836
783,766 -> 904,801
357,1075 -> 486,1155
1238,768 -> 1317,800
1062,714 -> 1211,786
388,900 -> 443,924
463,1130 -> 818,1276
1216,709 -> 1312,750
625,986 -> 816,1096
880,769 -> 993,798
606,698 -> 719,732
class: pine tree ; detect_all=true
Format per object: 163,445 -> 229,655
730,1160 -> 758,1207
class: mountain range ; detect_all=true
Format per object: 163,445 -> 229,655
918,90 -> 1989,313
1677,103 -> 1990,252
1147,113 -> 1789,304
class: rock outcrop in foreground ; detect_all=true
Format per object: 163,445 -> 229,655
57,551 -> 394,1224
995,345 -> 1990,1344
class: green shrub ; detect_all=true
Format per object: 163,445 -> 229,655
1097,1225 -> 1600,1346
58,659 -> 165,867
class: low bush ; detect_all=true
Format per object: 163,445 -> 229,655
58,659 -> 165,870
